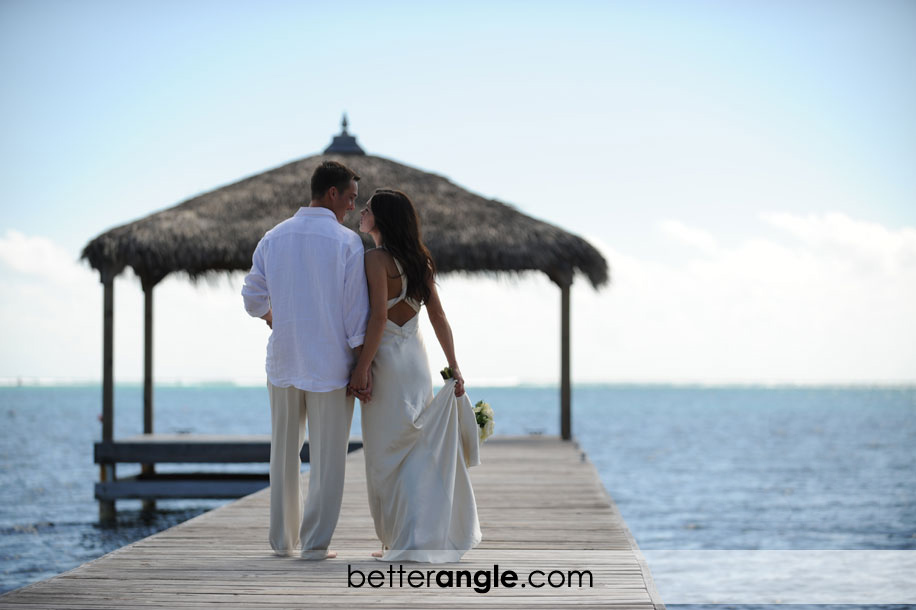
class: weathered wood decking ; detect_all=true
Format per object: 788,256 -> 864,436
1,437 -> 665,609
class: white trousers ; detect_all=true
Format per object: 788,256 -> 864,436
267,382 -> 354,558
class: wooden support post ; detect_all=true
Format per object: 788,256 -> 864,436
143,279 -> 154,437
560,282 -> 571,441
141,277 -> 156,512
100,270 -> 116,521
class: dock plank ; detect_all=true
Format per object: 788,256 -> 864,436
1,437 -> 665,609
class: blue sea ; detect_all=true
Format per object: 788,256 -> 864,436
1,384 -> 914,607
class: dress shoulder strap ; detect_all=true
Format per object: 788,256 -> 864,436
386,256 -> 409,310
380,246 -> 421,312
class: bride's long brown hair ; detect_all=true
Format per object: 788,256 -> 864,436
369,189 -> 436,304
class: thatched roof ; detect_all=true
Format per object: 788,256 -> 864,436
82,152 -> 609,289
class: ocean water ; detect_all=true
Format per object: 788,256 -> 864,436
1,384 -> 914,606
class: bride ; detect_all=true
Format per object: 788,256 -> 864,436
348,188 -> 482,563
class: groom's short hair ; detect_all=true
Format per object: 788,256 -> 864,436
311,161 -> 360,200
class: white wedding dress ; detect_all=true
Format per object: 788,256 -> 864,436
360,257 -> 482,563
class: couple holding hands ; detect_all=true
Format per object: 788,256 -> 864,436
242,161 -> 481,563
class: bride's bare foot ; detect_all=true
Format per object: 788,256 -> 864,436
370,550 -> 384,558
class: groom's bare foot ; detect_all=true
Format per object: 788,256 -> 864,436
300,550 -> 337,560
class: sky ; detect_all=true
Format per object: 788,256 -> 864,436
1,0 -> 914,385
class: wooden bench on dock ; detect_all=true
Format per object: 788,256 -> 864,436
94,434 -> 363,500
4,436 -> 665,609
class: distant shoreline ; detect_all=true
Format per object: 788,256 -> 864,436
2,379 -> 914,390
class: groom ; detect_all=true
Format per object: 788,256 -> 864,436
242,160 -> 370,560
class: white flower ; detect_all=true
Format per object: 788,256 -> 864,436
482,419 -> 495,442
474,400 -> 495,442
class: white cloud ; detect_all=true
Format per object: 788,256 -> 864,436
659,219 -> 719,254
0,231 -> 101,382
0,229 -> 90,284
0,233 -> 269,384
572,212 -> 916,383
761,212 -> 916,276
1,215 -> 914,385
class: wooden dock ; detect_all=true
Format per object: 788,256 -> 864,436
1,437 -> 665,609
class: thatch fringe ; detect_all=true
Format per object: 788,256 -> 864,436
82,154 -> 609,289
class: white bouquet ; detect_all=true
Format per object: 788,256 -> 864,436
441,366 -> 494,442
474,400 -> 495,442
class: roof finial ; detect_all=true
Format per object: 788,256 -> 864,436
324,113 -> 365,155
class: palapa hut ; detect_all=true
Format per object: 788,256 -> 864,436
82,117 -> 608,515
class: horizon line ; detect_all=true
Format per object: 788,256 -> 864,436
1,377 -> 914,390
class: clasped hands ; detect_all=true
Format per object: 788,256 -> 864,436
347,365 -> 372,403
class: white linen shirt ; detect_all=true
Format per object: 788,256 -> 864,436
241,207 -> 369,392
